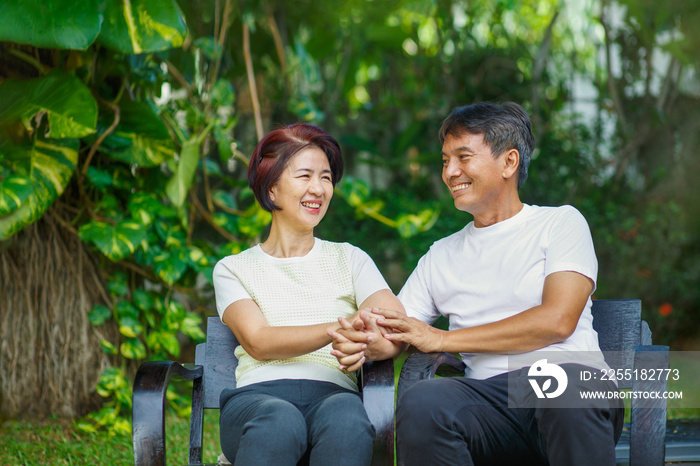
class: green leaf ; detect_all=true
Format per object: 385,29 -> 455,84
180,313 -> 206,341
107,271 -> 128,296
0,71 -> 98,139
153,247 -> 188,285
128,192 -> 163,226
85,167 -> 114,190
164,300 -> 186,330
100,339 -> 119,355
88,305 -> 112,326
0,0 -> 102,50
193,36 -> 222,60
79,220 -> 147,261
336,176 -> 370,207
0,175 -> 32,215
118,316 -> 143,338
115,300 -> 139,319
237,205 -> 272,237
120,338 -> 147,359
0,137 -> 78,240
212,190 -> 238,211
133,289 -> 155,312
101,100 -> 174,167
160,332 -> 180,357
98,0 -> 187,54
166,137 -> 200,208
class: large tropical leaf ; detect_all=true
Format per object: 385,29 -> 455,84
165,136 -> 200,208
79,220 -> 147,261
0,0 -> 102,50
98,0 -> 187,54
0,137 -> 78,240
0,175 -> 33,216
0,71 -> 98,139
100,100 -> 175,167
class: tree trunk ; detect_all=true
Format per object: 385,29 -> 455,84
0,212 -> 115,419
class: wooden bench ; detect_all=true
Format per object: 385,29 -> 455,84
132,316 -> 395,465
397,299 -> 672,466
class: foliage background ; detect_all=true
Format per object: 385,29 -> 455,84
0,0 -> 698,431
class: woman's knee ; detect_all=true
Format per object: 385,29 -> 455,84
309,392 -> 373,439
221,397 -> 307,458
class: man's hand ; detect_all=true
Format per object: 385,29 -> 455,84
372,308 -> 446,353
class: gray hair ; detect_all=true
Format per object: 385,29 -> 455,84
439,102 -> 535,190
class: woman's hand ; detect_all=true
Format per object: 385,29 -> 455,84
329,309 -> 405,372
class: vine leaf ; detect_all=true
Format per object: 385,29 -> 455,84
79,220 -> 147,261
98,0 -> 187,54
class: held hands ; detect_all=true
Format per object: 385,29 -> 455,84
371,308 -> 445,354
328,309 -> 396,372
328,307 -> 445,372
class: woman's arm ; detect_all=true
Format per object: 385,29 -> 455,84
222,299 -> 360,361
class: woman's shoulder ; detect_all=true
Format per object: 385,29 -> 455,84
214,245 -> 261,269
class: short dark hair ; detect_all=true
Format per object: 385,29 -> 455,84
247,123 -> 344,212
439,102 -> 535,189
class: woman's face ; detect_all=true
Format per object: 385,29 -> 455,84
269,147 -> 334,231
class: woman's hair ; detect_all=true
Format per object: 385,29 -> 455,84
439,102 -> 535,190
247,123 -> 344,212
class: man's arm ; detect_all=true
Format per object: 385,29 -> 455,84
377,271 -> 592,353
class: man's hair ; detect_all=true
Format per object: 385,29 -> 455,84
439,102 -> 535,190
248,123 -> 344,212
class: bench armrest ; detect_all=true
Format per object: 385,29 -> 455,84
360,359 -> 395,466
132,361 -> 203,466
630,345 -> 669,466
397,352 -> 465,404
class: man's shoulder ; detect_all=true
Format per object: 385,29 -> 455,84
429,224 -> 470,251
527,204 -> 585,223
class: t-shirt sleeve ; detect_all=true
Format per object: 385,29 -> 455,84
544,206 -> 598,291
212,258 -> 253,321
347,245 -> 391,306
397,251 -> 441,324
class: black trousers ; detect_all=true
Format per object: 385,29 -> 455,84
396,364 -> 624,466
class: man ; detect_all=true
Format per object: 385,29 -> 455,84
330,102 -> 623,466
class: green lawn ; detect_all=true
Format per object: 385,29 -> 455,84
0,410 -> 222,465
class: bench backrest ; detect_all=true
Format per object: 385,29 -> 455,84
590,298 -> 652,389
195,300 -> 652,405
195,316 -> 239,409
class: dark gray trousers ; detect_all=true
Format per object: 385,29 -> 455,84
220,379 -> 374,466
397,364 -> 624,466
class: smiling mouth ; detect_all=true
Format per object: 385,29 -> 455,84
301,201 -> 321,209
450,183 -> 470,192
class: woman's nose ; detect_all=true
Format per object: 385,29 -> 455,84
308,178 -> 323,194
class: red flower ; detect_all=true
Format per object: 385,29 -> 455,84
658,303 -> 673,317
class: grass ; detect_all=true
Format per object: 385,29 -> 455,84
0,410 -> 222,466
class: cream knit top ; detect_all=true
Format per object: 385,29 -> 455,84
213,238 -> 389,391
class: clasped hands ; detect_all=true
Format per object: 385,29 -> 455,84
328,308 -> 445,372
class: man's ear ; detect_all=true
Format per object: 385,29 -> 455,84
502,149 -> 520,180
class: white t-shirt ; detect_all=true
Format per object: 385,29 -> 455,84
398,204 -> 608,379
213,238 -> 390,390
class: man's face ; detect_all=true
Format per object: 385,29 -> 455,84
441,132 -> 509,218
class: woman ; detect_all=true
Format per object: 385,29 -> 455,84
213,123 -> 405,466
